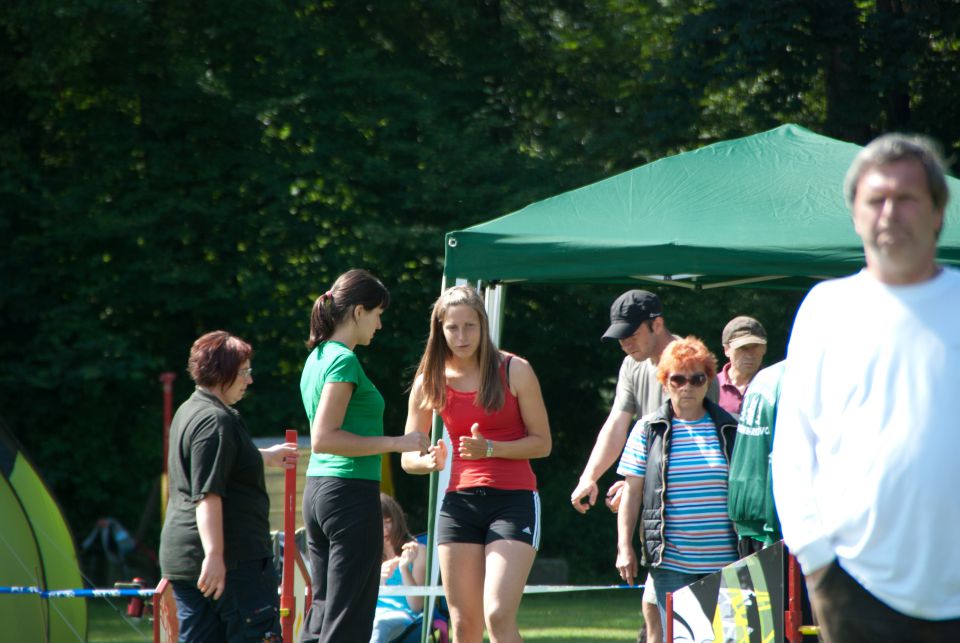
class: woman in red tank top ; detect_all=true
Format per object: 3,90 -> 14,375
402,285 -> 552,643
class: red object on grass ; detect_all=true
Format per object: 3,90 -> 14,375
125,578 -> 146,617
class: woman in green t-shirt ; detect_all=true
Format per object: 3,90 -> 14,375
299,269 -> 430,643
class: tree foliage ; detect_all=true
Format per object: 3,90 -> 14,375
1,0 -> 958,582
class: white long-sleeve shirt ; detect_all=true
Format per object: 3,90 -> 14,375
772,267 -> 960,620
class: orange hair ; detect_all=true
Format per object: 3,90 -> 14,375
656,336 -> 718,385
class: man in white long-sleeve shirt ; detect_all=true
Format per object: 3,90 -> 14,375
772,133 -> 960,642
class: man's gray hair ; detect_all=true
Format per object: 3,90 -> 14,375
844,133 -> 950,211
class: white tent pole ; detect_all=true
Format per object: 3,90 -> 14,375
484,282 -> 505,348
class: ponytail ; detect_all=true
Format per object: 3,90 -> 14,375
305,270 -> 390,350
306,292 -> 336,350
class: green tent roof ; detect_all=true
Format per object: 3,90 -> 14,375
443,124 -> 960,289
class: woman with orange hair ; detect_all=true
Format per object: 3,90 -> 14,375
614,336 -> 738,627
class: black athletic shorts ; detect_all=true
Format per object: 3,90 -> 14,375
437,487 -> 541,550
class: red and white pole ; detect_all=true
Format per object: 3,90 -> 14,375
280,429 -> 298,643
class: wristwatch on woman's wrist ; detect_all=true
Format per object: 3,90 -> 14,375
485,440 -> 494,458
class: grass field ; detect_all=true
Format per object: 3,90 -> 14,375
87,599 -> 153,642
87,589 -> 644,642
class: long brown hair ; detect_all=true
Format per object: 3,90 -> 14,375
414,285 -> 503,413
306,269 -> 390,350
380,492 -> 413,559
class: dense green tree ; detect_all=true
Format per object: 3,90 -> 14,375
1,0 -> 958,582
646,0 -> 960,155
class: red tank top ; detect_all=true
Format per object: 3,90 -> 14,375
439,356 -> 537,492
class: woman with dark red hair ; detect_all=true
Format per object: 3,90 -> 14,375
614,336 -> 739,628
159,330 -> 298,642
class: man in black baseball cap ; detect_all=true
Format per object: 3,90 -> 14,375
574,289 -> 716,643
577,290 -> 676,512
601,290 -> 664,340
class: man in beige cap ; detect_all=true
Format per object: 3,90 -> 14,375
717,316 -> 767,418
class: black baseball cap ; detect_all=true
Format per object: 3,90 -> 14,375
602,290 -> 663,340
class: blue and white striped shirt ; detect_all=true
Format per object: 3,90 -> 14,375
618,413 -> 738,573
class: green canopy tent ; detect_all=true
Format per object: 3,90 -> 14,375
442,124 -> 960,290
415,124 -> 960,642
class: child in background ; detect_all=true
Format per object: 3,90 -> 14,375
372,493 -> 426,643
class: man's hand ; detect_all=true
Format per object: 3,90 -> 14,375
616,545 -> 637,586
570,479 -> 598,514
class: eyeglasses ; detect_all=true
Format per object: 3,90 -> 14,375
668,373 -> 707,388
239,367 -> 253,378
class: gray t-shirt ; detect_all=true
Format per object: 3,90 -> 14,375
612,356 -> 667,417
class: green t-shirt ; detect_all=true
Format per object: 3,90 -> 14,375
300,341 -> 384,480
727,360 -> 785,544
